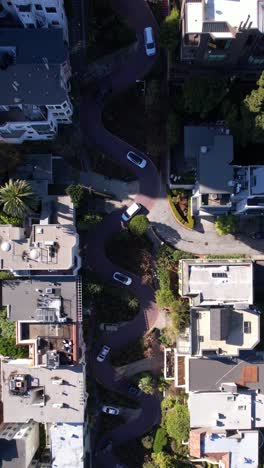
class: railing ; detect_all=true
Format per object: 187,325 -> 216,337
76,276 -> 83,322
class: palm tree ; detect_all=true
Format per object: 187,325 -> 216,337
0,179 -> 38,218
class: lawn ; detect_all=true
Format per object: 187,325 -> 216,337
105,231 -> 154,286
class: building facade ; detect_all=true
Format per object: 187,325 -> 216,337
0,0 -> 68,42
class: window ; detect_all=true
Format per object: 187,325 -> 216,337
244,321 -> 252,334
238,405 -> 246,410
52,20 -> 59,25
46,6 -> 56,13
55,105 -> 61,109
198,336 -> 204,342
35,4 -> 42,10
63,102 -> 68,108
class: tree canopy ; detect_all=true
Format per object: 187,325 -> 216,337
0,308 -> 28,358
215,214 -> 236,236
129,214 -> 149,236
226,71 -> 264,145
165,403 -> 190,444
0,179 -> 38,218
159,8 -> 180,51
183,76 -> 229,117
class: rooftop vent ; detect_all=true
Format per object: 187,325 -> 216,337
1,241 -> 11,252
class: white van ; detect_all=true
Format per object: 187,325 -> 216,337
122,202 -> 141,222
144,27 -> 156,56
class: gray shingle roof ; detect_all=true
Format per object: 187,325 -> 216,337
189,355 -> 264,393
0,28 -> 68,105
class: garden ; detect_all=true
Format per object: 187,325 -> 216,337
82,270 -> 140,324
105,218 -> 154,286
0,308 -> 28,358
167,188 -> 194,229
115,388 -> 191,468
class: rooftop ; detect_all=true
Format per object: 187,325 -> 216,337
2,277 -> 79,322
0,422 -> 39,468
189,429 -> 259,468
1,360 -> 86,424
0,28 -> 68,105
0,223 -> 79,272
184,0 -> 261,34
188,354 -> 264,393
198,135 -> 233,195
180,260 -> 253,306
50,423 -> 84,468
190,307 -> 260,356
189,391 -> 252,429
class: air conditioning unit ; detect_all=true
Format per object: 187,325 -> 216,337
45,288 -> 54,294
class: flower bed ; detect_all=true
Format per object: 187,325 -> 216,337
166,186 -> 194,229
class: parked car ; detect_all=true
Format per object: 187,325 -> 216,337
127,151 -> 147,169
100,323 -> 119,332
96,345 -> 110,362
128,385 -> 141,396
252,232 -> 264,239
144,26 -> 156,56
121,202 -> 141,222
102,405 -> 119,415
113,272 -> 132,286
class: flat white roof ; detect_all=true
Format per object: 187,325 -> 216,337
203,430 -> 259,468
50,423 -> 84,468
189,392 -> 252,429
186,2 -> 203,33
188,262 -> 253,305
204,0 -> 259,30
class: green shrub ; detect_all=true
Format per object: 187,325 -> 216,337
77,212 -> 103,231
206,254 -> 246,259
0,308 -> 28,358
0,271 -> 15,280
215,214 -> 236,236
129,214 -> 149,236
155,288 -> 175,309
159,7 -> 180,51
165,403 -> 190,444
153,428 -> 167,453
141,435 -> 154,450
66,184 -> 85,208
0,212 -> 22,226
138,373 -> 155,395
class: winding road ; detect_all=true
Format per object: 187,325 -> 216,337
80,1 -> 162,466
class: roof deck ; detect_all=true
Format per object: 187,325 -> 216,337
0,224 -> 79,272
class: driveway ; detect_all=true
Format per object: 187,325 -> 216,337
80,1 -> 161,466
149,185 -> 264,257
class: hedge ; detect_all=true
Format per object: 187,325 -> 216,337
153,427 -> 167,453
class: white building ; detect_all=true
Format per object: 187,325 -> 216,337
0,28 -> 72,144
0,0 -> 68,42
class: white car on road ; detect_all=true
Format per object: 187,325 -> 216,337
96,345 -> 110,362
113,272 -> 132,286
121,202 -> 141,222
127,151 -> 147,168
102,405 -> 119,415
